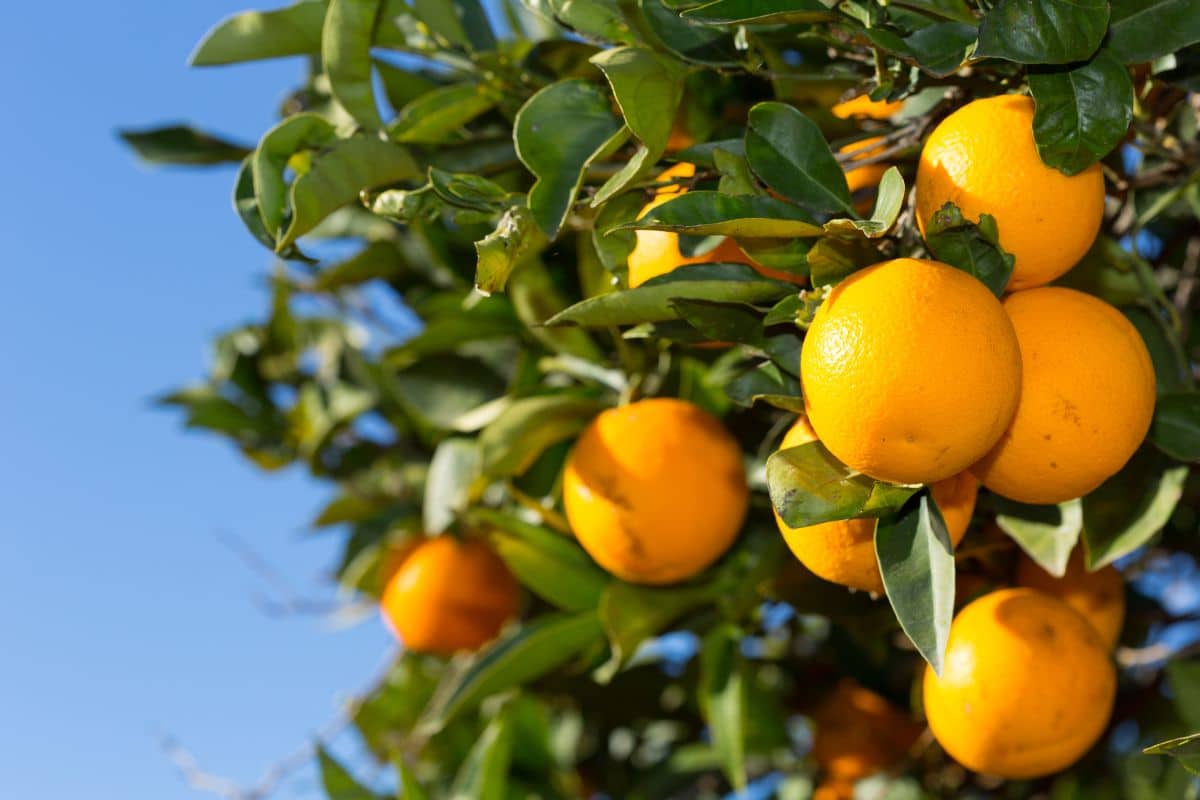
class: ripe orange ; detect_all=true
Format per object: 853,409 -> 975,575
801,258 -> 1022,485
1016,546 -> 1125,648
831,94 -> 903,120
563,398 -> 748,584
627,163 -> 803,286
924,588 -> 1115,779
774,416 -> 977,594
915,94 -> 1106,291
380,536 -> 520,655
971,287 -> 1156,504
812,680 -> 922,787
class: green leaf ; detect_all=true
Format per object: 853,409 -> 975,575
420,612 -> 604,732
876,493 -> 956,675
1152,392 -> 1200,462
902,22 -> 979,77
1145,733 -> 1200,777
423,438 -> 481,533
699,626 -> 748,790
1169,660 -> 1200,731
994,498 -> 1083,577
252,113 -> 339,238
546,0 -> 637,44
394,760 -> 429,800
597,581 -> 717,680
323,0 -> 385,130
508,259 -> 606,361
279,136 -> 420,248
546,263 -> 792,327
767,441 -> 918,527
1107,0 -> 1200,64
429,168 -> 511,210
672,300 -> 766,345
975,0 -> 1109,65
413,0 -> 497,50
922,202 -> 1015,296
189,1 -> 327,66
119,125 -> 251,166
312,241 -> 405,290
386,296 -> 522,365
390,82 -> 503,143
1029,49 -> 1133,176
626,191 -> 824,237
821,166 -> 905,237
475,206 -> 548,294
1055,235 -> 1145,306
640,0 -> 741,66
514,80 -> 622,236
318,747 -> 383,800
591,46 -> 686,156
449,708 -> 513,800
479,394 -> 607,478
484,516 -> 609,612
806,236 -> 879,287
387,357 -> 507,432
745,102 -> 854,216
724,362 -> 805,412
683,0 -> 832,24
1082,461 -> 1189,569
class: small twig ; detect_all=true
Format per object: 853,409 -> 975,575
214,530 -> 345,619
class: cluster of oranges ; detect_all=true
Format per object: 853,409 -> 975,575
375,91 -> 1152,786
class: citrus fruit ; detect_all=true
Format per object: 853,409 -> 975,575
971,287 -> 1156,504
380,536 -> 520,655
1016,546 -> 1125,648
924,588 -> 1116,778
774,416 -> 977,594
627,163 -> 802,286
801,258 -> 1022,485
915,94 -> 1105,291
812,679 -> 921,786
563,398 -> 748,584
831,94 -> 903,120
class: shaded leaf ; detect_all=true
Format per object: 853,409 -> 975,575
1029,49 -> 1133,176
724,362 -> 805,412
626,191 -> 824,238
449,708 -> 513,800
1145,732 -> 1200,776
189,2 -> 327,66
745,102 -> 854,216
877,493 -> 956,675
119,125 -> 251,166
390,82 -> 503,143
313,241 -> 405,290
806,236 -> 879,287
1107,0 -> 1200,64
597,582 -> 718,680
767,440 -> 918,527
1152,392 -> 1200,463
672,299 -> 765,345
478,394 -> 607,478
639,0 -> 741,66
699,626 -> 747,790
922,202 -> 1015,296
994,498 -> 1083,577
423,438 -> 481,533
975,0 -> 1109,65
683,0 -> 832,24
485,518 -> 609,612
1082,461 -> 1189,568
413,0 -> 496,51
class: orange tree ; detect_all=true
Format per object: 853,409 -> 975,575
124,1 -> 1200,797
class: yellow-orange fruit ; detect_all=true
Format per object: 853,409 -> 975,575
801,258 -> 1022,485
812,680 -> 922,784
924,588 -> 1116,779
1016,546 -> 1125,648
774,416 -> 977,594
563,398 -> 748,584
380,537 -> 519,655
628,163 -> 803,286
916,95 -> 1105,291
972,287 -> 1156,504
831,94 -> 904,120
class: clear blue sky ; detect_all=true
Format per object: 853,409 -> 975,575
0,3 -> 393,798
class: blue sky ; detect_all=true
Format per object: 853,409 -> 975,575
0,3 -> 393,798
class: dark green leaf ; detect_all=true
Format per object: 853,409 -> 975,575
1029,49 -> 1133,175
413,0 -> 497,50
994,498 -> 1083,577
1145,733 -> 1200,776
429,168 -> 511,210
626,191 -> 824,237
1152,392 -> 1200,462
449,708 -> 513,800
318,747 -> 383,800
547,263 -> 792,327
877,493 -> 956,675
479,394 -> 607,478
119,125 -> 251,166
640,0 -> 741,65
189,2 -> 327,66
420,612 -> 604,732
514,79 -> 623,236
724,362 -> 805,412
323,0 -> 385,130
699,626 -> 748,790
806,236 -> 879,287
767,440 -> 918,527
902,22 -> 979,77
1107,0 -> 1200,64
597,582 -> 717,680
672,299 -> 766,345
745,102 -> 854,216
390,82 -> 503,143
387,357 -> 508,432
683,0 -> 832,24
922,202 -> 1015,296
485,520 -> 609,612
1082,461 -> 1189,568
975,0 -> 1109,64
475,206 -> 548,294
423,438 -> 482,533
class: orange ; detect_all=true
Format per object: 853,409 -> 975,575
924,588 -> 1115,779
971,287 -> 1156,504
915,95 -> 1105,291
1016,545 -> 1125,648
831,94 -> 903,120
812,680 -> 921,786
774,416 -> 977,594
628,163 -> 802,286
801,258 -> 1022,485
380,537 -> 519,655
563,398 -> 748,584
